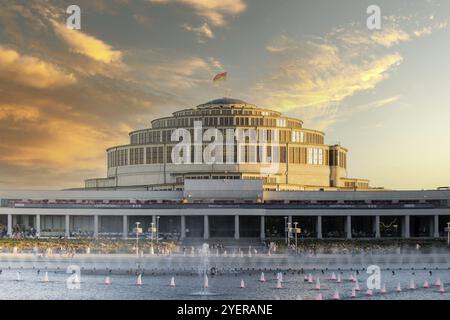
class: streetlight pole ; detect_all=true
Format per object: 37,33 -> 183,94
284,216 -> 288,245
287,222 -> 292,249
294,222 -> 298,253
150,222 -> 155,243
156,216 -> 160,243
135,222 -> 141,258
447,222 -> 450,246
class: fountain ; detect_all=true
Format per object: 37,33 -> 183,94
260,272 -> 266,282
332,290 -> 340,300
278,272 -> 284,283
16,272 -> 22,282
276,278 -> 283,289
435,277 -> 441,287
439,284 -> 445,294
380,283 -> 387,294
240,279 -> 245,289
314,278 -> 321,290
354,280 -> 360,291
43,272 -> 49,283
366,289 -> 373,297
336,274 -> 342,283
396,283 -> 402,293
314,293 -> 323,301
330,272 -> 336,281
170,277 -> 176,287
423,280 -> 429,288
409,279 -> 416,290
136,274 -> 143,286
351,288 -> 356,298
190,244 -> 222,296
105,276 -> 111,285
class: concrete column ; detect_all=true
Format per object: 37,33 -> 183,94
234,215 -> 240,240
346,216 -> 352,239
7,214 -> 12,236
260,216 -> 265,241
122,215 -> 128,239
36,214 -> 41,236
403,215 -> 410,238
203,215 -> 209,239
434,215 -> 439,238
317,216 -> 322,239
93,215 -> 99,239
180,216 -> 186,239
65,215 -> 70,238
23,215 -> 29,229
375,216 -> 381,238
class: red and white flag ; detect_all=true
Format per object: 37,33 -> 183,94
213,72 -> 227,82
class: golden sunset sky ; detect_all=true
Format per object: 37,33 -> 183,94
0,0 -> 449,190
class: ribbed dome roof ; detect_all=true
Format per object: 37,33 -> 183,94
204,98 -> 248,105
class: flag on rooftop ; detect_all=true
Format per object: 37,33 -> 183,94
213,72 -> 227,82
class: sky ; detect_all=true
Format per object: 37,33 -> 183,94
0,0 -> 449,190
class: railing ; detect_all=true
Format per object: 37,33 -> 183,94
8,202 -> 445,210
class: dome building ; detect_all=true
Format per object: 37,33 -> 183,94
85,98 -> 370,191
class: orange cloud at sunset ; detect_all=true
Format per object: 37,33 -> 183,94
52,22 -> 123,64
0,46 -> 76,88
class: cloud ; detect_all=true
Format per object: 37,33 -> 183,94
130,52 -> 223,91
256,13 -> 446,129
148,0 -> 247,26
354,95 -> 401,112
0,46 -> 76,89
257,38 -> 403,113
266,35 -> 300,53
183,23 -> 214,42
52,22 -> 123,64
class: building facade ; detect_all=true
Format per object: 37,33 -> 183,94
0,180 -> 449,241
1,98 -> 449,242
85,98 -> 370,191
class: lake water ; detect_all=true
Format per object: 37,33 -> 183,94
0,266 -> 448,300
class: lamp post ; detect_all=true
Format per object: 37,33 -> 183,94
150,222 -> 155,243
293,222 -> 299,253
134,222 -> 141,258
284,216 -> 288,245
287,222 -> 292,248
447,222 -> 450,246
156,216 -> 160,243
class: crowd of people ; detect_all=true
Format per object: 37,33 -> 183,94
277,240 -> 447,255
0,239 -> 178,255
